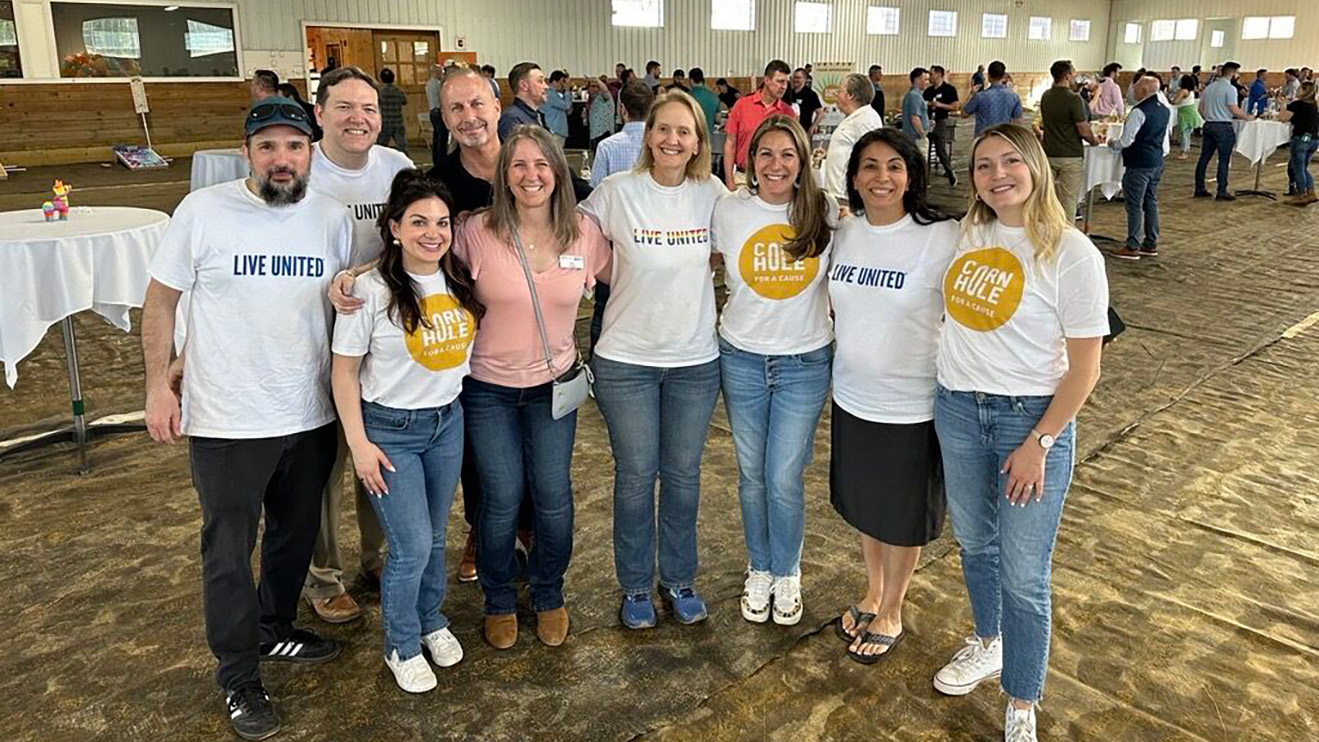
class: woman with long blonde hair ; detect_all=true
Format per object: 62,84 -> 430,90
453,125 -> 611,650
712,115 -> 833,626
931,124 -> 1109,742
581,90 -> 728,629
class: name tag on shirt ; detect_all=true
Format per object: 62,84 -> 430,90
559,255 -> 585,270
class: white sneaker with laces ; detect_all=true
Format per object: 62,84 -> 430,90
385,649 -> 437,693
740,570 -> 773,623
933,635 -> 1003,696
770,574 -> 803,626
421,627 -> 464,668
1004,702 -> 1038,742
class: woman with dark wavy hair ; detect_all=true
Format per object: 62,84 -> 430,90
329,168 -> 483,693
829,128 -> 957,664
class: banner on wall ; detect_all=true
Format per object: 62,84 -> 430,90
813,62 -> 854,105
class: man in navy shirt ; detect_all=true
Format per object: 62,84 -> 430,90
962,60 -> 1023,135
498,61 -> 549,140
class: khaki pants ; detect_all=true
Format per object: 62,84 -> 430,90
303,426 -> 388,599
1049,157 -> 1085,218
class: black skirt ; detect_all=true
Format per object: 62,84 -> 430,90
829,400 -> 945,547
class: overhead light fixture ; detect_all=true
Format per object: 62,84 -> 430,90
164,5 -> 179,10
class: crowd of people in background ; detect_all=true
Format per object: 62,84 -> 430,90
155,51 -> 1319,742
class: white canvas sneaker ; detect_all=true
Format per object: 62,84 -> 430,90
421,627 -> 464,668
1004,701 -> 1038,742
385,649 -> 437,693
770,574 -> 803,626
933,635 -> 1003,695
741,570 -> 773,623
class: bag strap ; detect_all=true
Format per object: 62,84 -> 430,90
510,228 -> 558,379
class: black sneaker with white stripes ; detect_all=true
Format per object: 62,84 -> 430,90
225,683 -> 280,741
259,628 -> 341,664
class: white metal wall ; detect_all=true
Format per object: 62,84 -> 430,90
5,0 -> 1116,81
1109,0 -> 1314,71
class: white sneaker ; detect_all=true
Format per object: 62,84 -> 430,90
741,570 -> 773,623
1004,702 -> 1038,742
933,635 -> 1003,696
385,649 -> 437,693
770,574 -> 803,626
421,627 -> 464,668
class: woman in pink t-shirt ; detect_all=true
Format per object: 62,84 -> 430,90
452,125 -> 611,651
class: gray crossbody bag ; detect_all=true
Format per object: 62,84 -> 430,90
511,229 -> 592,420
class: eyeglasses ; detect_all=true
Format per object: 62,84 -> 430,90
247,102 -> 310,125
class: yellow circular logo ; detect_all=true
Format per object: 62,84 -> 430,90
738,224 -> 820,300
943,248 -> 1025,331
404,293 -> 475,370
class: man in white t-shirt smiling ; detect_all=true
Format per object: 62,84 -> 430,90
141,98 -> 352,741
302,66 -> 413,624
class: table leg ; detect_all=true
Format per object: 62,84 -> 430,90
60,317 -> 89,472
1236,156 -> 1277,200
1082,187 -> 1121,246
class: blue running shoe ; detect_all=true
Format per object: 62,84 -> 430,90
620,593 -> 657,629
662,586 -> 708,624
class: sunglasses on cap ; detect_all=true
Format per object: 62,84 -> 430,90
247,102 -> 310,125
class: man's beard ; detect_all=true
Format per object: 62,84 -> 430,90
257,168 -> 309,205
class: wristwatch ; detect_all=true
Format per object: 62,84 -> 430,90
1031,428 -> 1055,450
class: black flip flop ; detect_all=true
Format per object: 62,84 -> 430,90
834,605 -> 876,643
847,630 -> 904,664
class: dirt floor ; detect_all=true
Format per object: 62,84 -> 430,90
1,141 -> 1317,742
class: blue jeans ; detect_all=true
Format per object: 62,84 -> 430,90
1289,135 -> 1317,192
718,337 -> 831,577
1195,121 -> 1236,195
362,400 -> 463,661
1122,164 -> 1162,248
461,377 -> 576,615
591,355 -> 721,595
933,385 -> 1076,703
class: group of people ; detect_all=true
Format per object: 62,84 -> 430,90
144,56 -> 1113,742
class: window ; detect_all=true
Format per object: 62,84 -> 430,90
1028,16 -> 1051,41
794,2 -> 831,33
611,0 -> 662,28
866,6 -> 899,36
1240,16 -> 1292,40
1150,20 -> 1175,42
0,0 -> 20,78
1174,19 -> 1198,41
981,13 -> 1007,39
51,2 -> 240,78
185,19 -> 234,58
1211,29 -> 1225,48
928,10 -> 957,37
1124,22 -> 1141,44
1069,19 -> 1090,42
712,0 -> 754,31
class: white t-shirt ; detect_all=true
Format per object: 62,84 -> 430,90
149,180 -> 352,438
580,171 -> 728,367
331,269 -> 475,410
310,143 -> 414,266
712,189 -> 832,355
938,221 -> 1110,396
829,215 -> 959,423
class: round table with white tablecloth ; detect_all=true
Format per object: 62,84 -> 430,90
0,206 -> 169,467
189,148 -> 248,191
1080,143 -> 1125,205
1230,119 -> 1292,198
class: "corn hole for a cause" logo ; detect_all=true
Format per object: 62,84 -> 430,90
943,247 -> 1025,331
738,224 -> 820,300
405,293 -> 475,370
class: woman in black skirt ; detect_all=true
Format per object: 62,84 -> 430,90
827,128 -> 958,662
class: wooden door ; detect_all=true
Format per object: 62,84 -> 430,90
374,31 -> 439,145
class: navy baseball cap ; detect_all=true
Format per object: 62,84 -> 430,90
244,96 -> 314,138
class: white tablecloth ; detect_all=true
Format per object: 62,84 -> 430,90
1081,144 -> 1125,204
1232,120 -> 1291,166
190,149 -> 248,191
0,207 -> 169,388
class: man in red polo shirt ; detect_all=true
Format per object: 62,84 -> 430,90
723,59 -> 793,189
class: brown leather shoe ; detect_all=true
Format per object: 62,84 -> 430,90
458,530 -> 478,582
484,614 -> 517,650
307,592 -> 362,624
536,607 -> 569,647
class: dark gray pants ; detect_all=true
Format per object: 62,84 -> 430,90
191,422 -> 338,691
930,118 -> 955,180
